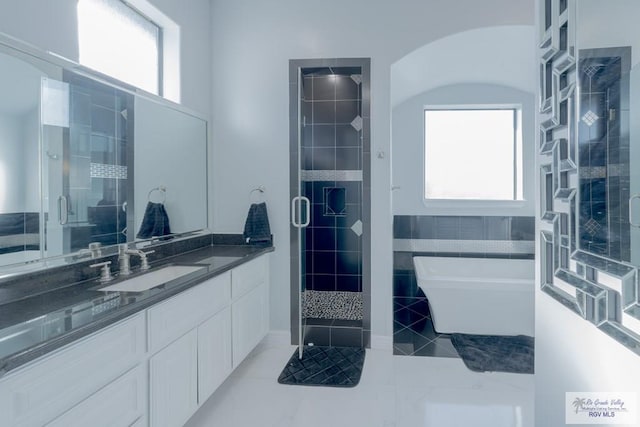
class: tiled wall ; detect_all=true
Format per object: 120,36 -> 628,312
290,59 -> 371,349
66,72 -> 131,251
0,213 -> 39,254
392,215 -> 535,356
577,47 -> 630,262
301,70 -> 364,297
393,214 -> 535,298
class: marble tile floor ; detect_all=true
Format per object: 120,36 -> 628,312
184,339 -> 534,427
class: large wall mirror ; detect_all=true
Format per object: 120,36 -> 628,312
0,33 -> 208,272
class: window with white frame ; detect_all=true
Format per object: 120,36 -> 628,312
77,0 -> 161,95
424,107 -> 523,201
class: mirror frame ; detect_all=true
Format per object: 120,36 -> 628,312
538,0 -> 640,356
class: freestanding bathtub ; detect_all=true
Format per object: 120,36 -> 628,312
413,256 -> 535,336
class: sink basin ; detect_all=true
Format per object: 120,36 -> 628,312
98,265 -> 205,293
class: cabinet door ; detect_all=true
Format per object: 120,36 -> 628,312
45,366 -> 146,427
197,307 -> 232,404
0,313 -> 145,427
148,272 -> 231,354
232,282 -> 269,368
149,330 -> 198,427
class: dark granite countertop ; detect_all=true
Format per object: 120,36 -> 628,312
0,244 -> 274,378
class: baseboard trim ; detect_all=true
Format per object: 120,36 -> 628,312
261,330 -> 292,347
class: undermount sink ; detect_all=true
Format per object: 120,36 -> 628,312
98,265 -> 205,293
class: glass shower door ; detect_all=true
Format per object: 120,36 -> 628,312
292,68 -> 311,359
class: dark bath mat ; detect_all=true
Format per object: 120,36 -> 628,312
277,346 -> 365,387
451,334 -> 534,374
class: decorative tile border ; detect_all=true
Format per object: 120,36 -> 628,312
303,290 -> 363,321
300,170 -> 363,182
90,163 -> 127,179
393,239 -> 534,255
538,0 -> 640,356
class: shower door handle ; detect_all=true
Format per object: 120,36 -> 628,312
291,197 -> 302,228
58,195 -> 68,225
300,196 -> 310,227
630,194 -> 640,227
291,196 -> 311,228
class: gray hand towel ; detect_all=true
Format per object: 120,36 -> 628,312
137,202 -> 171,239
243,202 -> 271,244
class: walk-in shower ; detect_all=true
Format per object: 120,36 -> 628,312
287,58 -> 371,374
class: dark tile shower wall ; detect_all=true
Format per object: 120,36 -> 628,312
66,72 -> 131,251
392,215 -> 535,356
302,71 -> 363,295
0,213 -> 40,254
578,48 -> 630,263
299,68 -> 366,348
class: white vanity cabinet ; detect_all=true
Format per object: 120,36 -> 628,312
147,271 -> 232,427
147,309 -> 234,427
45,365 -> 147,427
147,254 -> 269,427
0,253 -> 270,427
0,313 -> 146,427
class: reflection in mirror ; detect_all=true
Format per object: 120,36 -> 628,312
0,49 -> 53,266
134,97 -> 208,238
0,33 -> 209,274
43,71 -> 133,259
576,1 -> 638,265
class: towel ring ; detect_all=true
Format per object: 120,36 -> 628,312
148,186 -> 166,204
250,186 -> 265,203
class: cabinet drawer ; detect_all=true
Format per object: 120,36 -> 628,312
148,271 -> 231,354
46,365 -> 146,427
231,255 -> 268,300
0,313 -> 145,427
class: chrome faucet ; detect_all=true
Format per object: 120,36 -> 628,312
88,242 -> 102,258
74,242 -> 103,261
118,244 -> 154,275
90,261 -> 113,283
118,244 -> 132,276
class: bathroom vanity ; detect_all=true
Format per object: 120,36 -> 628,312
0,25 -> 274,427
0,242 -> 272,427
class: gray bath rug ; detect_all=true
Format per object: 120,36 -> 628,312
277,346 -> 365,387
451,334 -> 534,374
